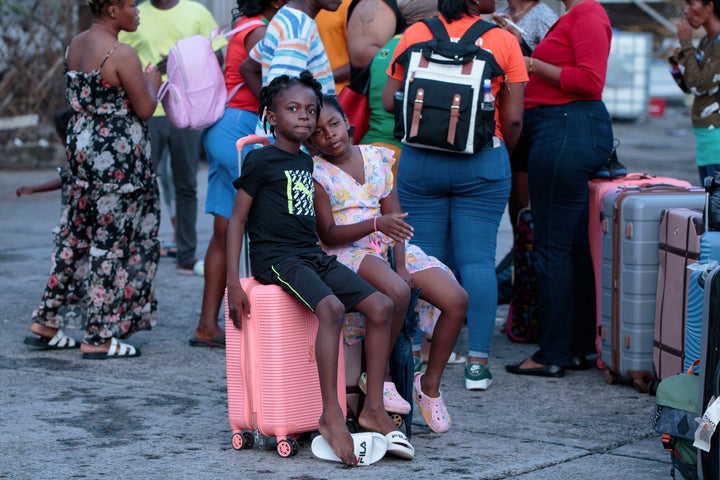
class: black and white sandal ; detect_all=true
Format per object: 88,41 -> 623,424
24,329 -> 78,350
81,337 -> 141,360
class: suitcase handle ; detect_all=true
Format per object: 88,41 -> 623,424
236,134 -> 270,152
617,184 -> 701,193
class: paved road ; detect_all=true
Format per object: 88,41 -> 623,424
0,107 -> 698,479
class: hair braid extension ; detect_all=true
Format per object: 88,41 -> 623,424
258,70 -> 323,137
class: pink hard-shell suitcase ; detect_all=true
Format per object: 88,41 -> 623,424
225,278 -> 346,457
225,135 -> 345,457
653,208 -> 703,381
588,174 -> 691,368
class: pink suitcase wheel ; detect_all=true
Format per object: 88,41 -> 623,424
231,433 -> 244,451
231,431 -> 255,450
289,437 -> 299,455
276,438 -> 299,457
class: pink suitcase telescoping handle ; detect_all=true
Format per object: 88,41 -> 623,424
236,135 -> 270,154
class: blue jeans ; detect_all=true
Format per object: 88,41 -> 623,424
148,117 -> 201,265
397,142 -> 511,358
203,108 -> 258,219
525,101 -> 613,366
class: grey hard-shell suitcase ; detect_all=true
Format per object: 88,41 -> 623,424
600,186 -> 704,391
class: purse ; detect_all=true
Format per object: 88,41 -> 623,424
337,65 -> 371,143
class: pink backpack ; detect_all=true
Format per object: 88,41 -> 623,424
157,21 -> 264,130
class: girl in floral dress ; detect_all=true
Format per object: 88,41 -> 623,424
24,0 -> 162,359
310,95 -> 468,433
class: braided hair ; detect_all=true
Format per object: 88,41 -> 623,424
86,0 -> 121,16
320,94 -> 346,119
258,70 -> 323,137
231,0 -> 275,25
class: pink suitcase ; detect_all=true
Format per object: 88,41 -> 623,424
588,174 -> 691,368
653,208 -> 703,381
225,278 -> 346,457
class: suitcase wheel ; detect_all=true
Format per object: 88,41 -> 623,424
390,413 -> 404,429
276,437 -> 299,457
603,368 -> 619,385
231,432 -> 243,451
231,431 -> 255,451
242,431 -> 255,449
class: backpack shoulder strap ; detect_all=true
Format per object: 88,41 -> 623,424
459,19 -> 497,45
222,19 -> 266,39
421,17 -> 450,42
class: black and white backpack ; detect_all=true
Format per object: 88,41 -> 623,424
391,17 -> 505,154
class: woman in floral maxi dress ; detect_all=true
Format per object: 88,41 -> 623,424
24,0 -> 162,359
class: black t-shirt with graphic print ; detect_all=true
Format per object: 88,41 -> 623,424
233,145 -> 324,274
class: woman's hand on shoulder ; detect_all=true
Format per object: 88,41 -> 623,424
376,213 -> 413,242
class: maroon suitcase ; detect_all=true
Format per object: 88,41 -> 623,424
653,208 -> 703,381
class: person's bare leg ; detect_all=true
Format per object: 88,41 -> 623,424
171,215 -> 178,243
354,292 -> 398,434
414,268 -> 468,397
30,322 -> 60,338
314,295 -> 357,466
357,256 -> 411,380
194,215 -> 228,341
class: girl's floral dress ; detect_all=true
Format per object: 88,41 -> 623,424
31,46 -> 160,345
313,145 -> 454,345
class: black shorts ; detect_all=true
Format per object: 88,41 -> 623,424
255,252 -> 376,312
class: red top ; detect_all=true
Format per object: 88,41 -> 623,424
524,0 -> 611,109
225,15 -> 266,111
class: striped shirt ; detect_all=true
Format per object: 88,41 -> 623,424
249,6 -> 336,95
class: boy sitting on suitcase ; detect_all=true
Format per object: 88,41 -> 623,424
226,71 -> 414,466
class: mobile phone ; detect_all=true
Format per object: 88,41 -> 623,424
498,17 -> 526,35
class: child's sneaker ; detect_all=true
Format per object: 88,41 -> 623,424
412,372 -> 451,433
465,362 -> 493,390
